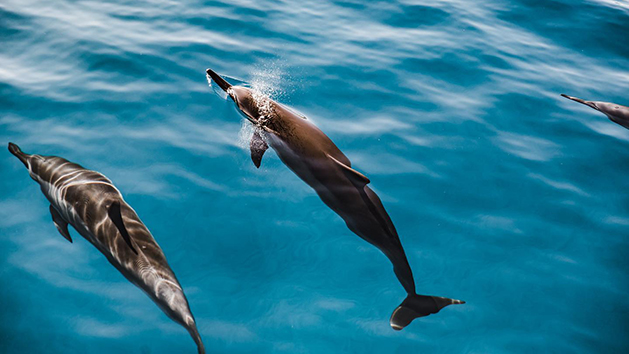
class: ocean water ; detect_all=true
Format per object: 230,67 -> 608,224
1,0 -> 628,353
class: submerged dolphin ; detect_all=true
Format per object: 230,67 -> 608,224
206,69 -> 464,330
8,143 -> 204,354
561,94 -> 629,130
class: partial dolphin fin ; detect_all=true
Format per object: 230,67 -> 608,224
107,201 -> 138,255
250,129 -> 268,168
49,205 -> 72,243
561,94 -> 598,110
277,102 -> 308,120
390,294 -> 465,330
327,154 -> 370,186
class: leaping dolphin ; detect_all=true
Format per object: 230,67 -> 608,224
8,143 -> 205,354
561,94 -> 629,130
206,69 -> 464,330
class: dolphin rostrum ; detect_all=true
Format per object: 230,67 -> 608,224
8,143 -> 205,354
206,69 -> 464,330
561,94 -> 629,130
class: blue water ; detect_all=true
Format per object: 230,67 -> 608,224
1,0 -> 629,353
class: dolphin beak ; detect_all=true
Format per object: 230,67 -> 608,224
206,69 -> 232,93
8,142 -> 29,167
561,94 -> 599,111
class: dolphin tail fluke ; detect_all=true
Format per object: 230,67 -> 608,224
561,93 -> 587,104
8,142 -> 29,167
389,294 -> 464,331
561,94 -> 597,110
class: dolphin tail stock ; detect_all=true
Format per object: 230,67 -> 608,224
8,142 -> 30,167
188,324 -> 205,354
389,293 -> 465,331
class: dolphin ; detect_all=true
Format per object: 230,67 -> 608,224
8,143 -> 205,354
561,94 -> 629,130
206,69 -> 464,330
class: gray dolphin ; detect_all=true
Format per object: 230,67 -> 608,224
561,94 -> 629,130
8,143 -> 205,354
206,69 -> 464,330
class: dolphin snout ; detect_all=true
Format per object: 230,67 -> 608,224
8,142 -> 29,166
8,142 -> 21,155
206,68 -> 232,92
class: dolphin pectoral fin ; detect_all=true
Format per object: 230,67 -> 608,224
49,205 -> 72,243
250,129 -> 268,168
327,154 -> 371,186
107,201 -> 138,255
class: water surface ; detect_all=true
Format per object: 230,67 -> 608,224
1,0 -> 628,353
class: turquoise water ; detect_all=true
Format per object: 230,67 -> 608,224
1,0 -> 629,353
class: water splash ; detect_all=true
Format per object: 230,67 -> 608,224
237,119 -> 256,150
234,63 -> 288,153
250,61 -> 287,100
249,61 -> 289,120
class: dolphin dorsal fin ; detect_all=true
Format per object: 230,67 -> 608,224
250,129 -> 269,168
107,201 -> 138,255
327,154 -> 370,186
49,205 -> 72,243
278,102 -> 307,120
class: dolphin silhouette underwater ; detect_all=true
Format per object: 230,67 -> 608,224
561,94 -> 629,130
8,143 -> 205,354
206,69 -> 464,330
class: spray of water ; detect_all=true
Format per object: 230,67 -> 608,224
249,62 -> 286,121
237,62 -> 289,149
237,119 -> 256,150
251,61 -> 286,100
207,62 -> 289,151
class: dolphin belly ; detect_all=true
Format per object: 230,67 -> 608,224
269,135 -> 401,249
